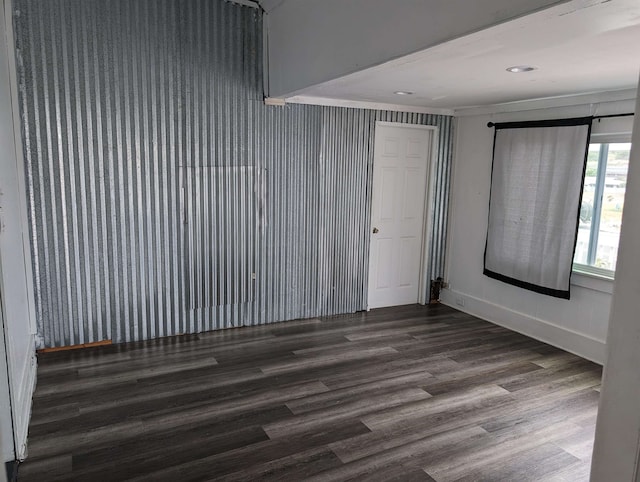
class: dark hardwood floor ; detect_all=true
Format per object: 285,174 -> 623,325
19,304 -> 602,481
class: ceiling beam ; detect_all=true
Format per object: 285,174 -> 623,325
265,0 -> 573,98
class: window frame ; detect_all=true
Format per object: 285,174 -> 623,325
572,124 -> 633,280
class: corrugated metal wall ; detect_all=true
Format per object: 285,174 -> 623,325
13,0 -> 455,348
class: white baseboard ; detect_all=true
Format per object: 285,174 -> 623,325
440,290 -> 606,365
13,335 -> 36,460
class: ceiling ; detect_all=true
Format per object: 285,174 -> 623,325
284,0 -> 640,110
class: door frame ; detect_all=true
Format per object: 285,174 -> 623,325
366,121 -> 440,310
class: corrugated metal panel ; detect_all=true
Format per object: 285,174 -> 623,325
14,0 -> 455,348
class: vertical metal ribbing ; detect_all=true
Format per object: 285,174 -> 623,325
83,0 -> 98,343
86,0 -> 105,342
149,0 -> 160,339
63,0 -> 82,345
102,0 -> 118,345
140,0 -> 152,341
15,0 -> 455,348
429,115 -> 455,290
202,0 -> 212,332
50,0 -> 70,346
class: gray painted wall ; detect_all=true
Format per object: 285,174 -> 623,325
265,0 -> 571,97
14,0 -> 454,348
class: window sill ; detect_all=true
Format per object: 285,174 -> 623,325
571,269 -> 614,294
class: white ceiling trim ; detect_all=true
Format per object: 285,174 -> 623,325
455,88 -> 637,117
285,95 -> 455,117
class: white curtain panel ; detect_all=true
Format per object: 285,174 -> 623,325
484,118 -> 592,299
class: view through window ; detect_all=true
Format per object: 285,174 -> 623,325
574,142 -> 631,274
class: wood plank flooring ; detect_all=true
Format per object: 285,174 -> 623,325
18,304 -> 602,481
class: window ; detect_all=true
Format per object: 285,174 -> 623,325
573,141 -> 631,277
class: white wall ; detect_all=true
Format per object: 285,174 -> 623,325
590,85 -> 640,481
265,0 -> 571,97
0,0 -> 37,462
441,97 -> 636,364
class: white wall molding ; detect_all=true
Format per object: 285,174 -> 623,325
571,272 -> 614,294
287,89 -> 635,120
440,289 -> 606,365
285,95 -> 454,116
455,88 -> 637,117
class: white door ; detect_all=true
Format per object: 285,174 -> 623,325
368,124 -> 432,309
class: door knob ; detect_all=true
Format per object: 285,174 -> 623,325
372,227 -> 379,234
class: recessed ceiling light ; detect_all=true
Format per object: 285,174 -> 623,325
394,91 -> 413,95
506,66 -> 536,73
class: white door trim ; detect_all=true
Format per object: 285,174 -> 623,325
367,121 -> 439,309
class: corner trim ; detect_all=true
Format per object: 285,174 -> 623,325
5,459 -> 18,482
440,289 -> 606,365
13,335 -> 36,460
